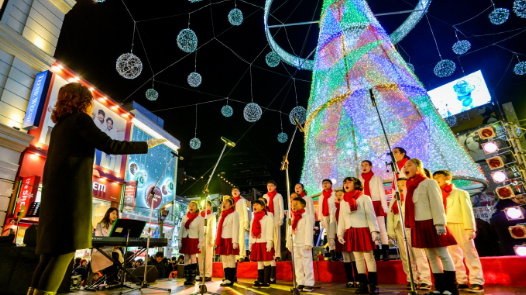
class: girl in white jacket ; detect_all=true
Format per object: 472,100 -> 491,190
178,201 -> 204,285
337,177 -> 381,294
215,198 -> 240,287
250,200 -> 275,288
333,190 -> 359,288
196,201 -> 216,282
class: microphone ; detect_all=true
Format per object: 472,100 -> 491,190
221,136 -> 236,147
293,118 -> 305,133
369,88 -> 377,107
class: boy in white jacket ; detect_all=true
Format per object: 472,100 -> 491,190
318,179 -> 337,259
197,201 -> 216,282
263,180 -> 284,283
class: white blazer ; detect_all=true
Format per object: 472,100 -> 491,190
387,197 -> 405,237
179,215 -> 205,243
446,188 -> 476,230
218,211 -> 240,244
264,193 -> 284,225
337,194 -> 379,237
318,191 -> 337,226
249,214 -> 274,245
286,211 -> 314,248
235,197 -> 250,228
412,179 -> 447,225
201,213 -> 217,247
359,174 -> 388,211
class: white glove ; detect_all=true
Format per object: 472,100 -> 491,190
197,242 -> 202,249
371,232 -> 381,243
233,243 -> 238,249
146,138 -> 167,148
436,225 -> 447,235
304,245 -> 313,251
244,221 -> 250,231
383,205 -> 389,214
338,236 -> 346,244
177,239 -> 182,246
266,241 -> 273,252
388,234 -> 396,240
466,230 -> 476,240
329,238 -> 336,249
278,219 -> 283,226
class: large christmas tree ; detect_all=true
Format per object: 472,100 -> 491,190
300,0 -> 484,194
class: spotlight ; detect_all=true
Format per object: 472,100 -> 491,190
509,224 -> 526,239
486,156 -> 505,170
504,206 -> 524,220
514,244 -> 526,256
491,170 -> 507,182
482,141 -> 499,154
478,126 -> 496,139
496,185 -> 515,199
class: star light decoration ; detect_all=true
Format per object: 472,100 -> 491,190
434,59 -> 456,77
221,105 -> 233,117
146,88 -> 158,101
289,106 -> 307,125
489,8 -> 510,25
228,8 -> 243,26
187,72 -> 202,87
243,102 -> 262,122
514,0 -> 526,18
116,53 -> 143,79
514,61 -> 526,75
190,137 -> 201,149
278,132 -> 288,143
177,28 -> 198,53
452,40 -> 471,55
266,51 -> 280,67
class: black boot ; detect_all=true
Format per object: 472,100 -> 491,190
355,274 -> 369,294
373,247 -> 381,261
262,266 -> 271,288
443,271 -> 459,295
352,262 -> 360,288
220,268 -> 234,286
184,265 -> 193,285
382,245 -> 390,261
253,269 -> 264,287
270,266 -> 276,284
344,262 -> 356,288
330,250 -> 338,261
233,262 -> 238,283
424,273 -> 443,295
368,272 -> 379,294
189,264 -> 197,284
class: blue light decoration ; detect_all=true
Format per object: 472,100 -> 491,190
289,106 -> 307,125
134,171 -> 148,188
407,63 -> 415,72
514,0 -> 526,18
277,132 -> 288,143
188,0 -> 202,2
116,53 -> 143,79
221,105 -> 233,117
228,8 -> 243,26
489,8 -> 510,25
22,70 -> 52,130
177,28 -> 198,53
514,61 -> 526,75
187,72 -> 202,87
190,137 -> 201,149
434,59 -> 456,77
243,102 -> 262,122
452,40 -> 471,55
145,88 -> 158,101
265,51 -> 280,67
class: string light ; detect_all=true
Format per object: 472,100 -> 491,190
452,40 -> 471,55
243,102 -> 262,122
265,51 -> 280,67
514,61 -> 526,75
187,72 -> 202,87
190,138 -> 201,149
116,53 -> 143,79
228,8 -> 243,26
221,105 -> 233,117
278,132 -> 288,143
434,59 -> 456,77
177,28 -> 198,53
146,88 -> 158,101
514,0 -> 526,18
489,8 -> 510,25
289,106 -> 307,125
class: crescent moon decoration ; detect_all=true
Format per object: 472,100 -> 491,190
263,0 -> 432,71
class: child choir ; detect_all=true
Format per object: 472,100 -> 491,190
178,148 -> 484,294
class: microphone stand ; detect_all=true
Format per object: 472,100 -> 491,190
369,89 -> 417,295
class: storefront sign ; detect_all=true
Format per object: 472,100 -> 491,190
15,176 -> 40,217
92,178 -> 122,203
124,181 -> 137,208
22,71 -> 51,130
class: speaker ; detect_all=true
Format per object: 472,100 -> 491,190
132,265 -> 158,283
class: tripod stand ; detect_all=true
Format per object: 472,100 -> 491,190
369,88 -> 417,295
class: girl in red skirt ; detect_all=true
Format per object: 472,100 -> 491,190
215,198 -> 240,287
178,201 -> 204,285
337,177 -> 381,294
333,190 -> 359,288
249,200 -> 275,288
403,159 -> 458,295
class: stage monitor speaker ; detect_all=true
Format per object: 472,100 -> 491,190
132,265 -> 158,283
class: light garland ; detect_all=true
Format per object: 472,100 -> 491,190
514,61 -> 526,75
228,8 -> 243,26
514,0 -> 526,18
187,72 -> 202,87
452,40 -> 471,55
489,8 -> 510,25
177,28 -> 198,53
278,132 -> 288,143
145,88 -> 159,101
190,137 -> 201,149
243,102 -> 262,122
265,51 -> 281,67
116,53 -> 143,79
221,105 -> 233,117
434,59 -> 456,77
289,106 -> 307,125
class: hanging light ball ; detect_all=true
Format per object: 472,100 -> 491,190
188,0 -> 202,2
277,132 -> 288,143
116,53 -> 143,79
177,28 -> 198,53
514,0 -> 526,18
289,106 -> 307,125
145,88 -> 158,101
228,8 -> 243,26
407,63 -> 415,72
190,137 -> 201,149
243,102 -> 262,122
434,59 -> 456,78
221,105 -> 233,117
452,40 -> 471,55
489,8 -> 510,25
187,72 -> 202,87
514,61 -> 526,75
266,51 -> 281,67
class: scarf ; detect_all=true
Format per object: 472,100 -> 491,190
322,189 -> 333,217
335,202 -> 341,224
440,183 -> 455,214
300,192 -> 307,197
292,209 -> 305,234
252,210 -> 266,238
391,192 -> 404,215
361,171 -> 374,197
233,196 -> 241,209
185,212 -> 199,229
344,190 -> 363,212
267,190 -> 278,214
215,208 -> 234,246
404,173 -> 427,229
397,158 -> 409,172
200,210 -> 212,218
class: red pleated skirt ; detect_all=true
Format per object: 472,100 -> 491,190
180,237 -> 201,254
342,227 -> 375,252
372,200 -> 387,217
334,234 -> 344,252
215,238 -> 240,255
250,242 -> 275,261
412,219 -> 457,248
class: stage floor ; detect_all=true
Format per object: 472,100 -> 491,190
68,278 -> 526,295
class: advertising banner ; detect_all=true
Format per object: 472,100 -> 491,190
14,176 -> 40,217
92,177 -> 123,203
22,71 -> 52,130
